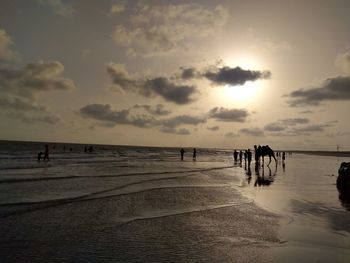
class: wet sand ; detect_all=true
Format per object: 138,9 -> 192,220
0,180 -> 281,263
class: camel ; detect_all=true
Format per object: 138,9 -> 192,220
254,145 -> 277,167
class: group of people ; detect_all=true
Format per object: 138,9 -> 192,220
37,144 -> 50,162
233,149 -> 252,166
37,144 -> 95,162
180,148 -> 196,161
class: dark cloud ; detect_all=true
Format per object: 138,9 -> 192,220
143,77 -> 197,104
292,123 -> 331,133
0,61 -> 76,99
207,126 -> 219,131
5,112 -> 60,124
159,127 -> 190,135
209,107 -> 249,122
225,132 -> 239,138
80,104 -> 155,128
239,127 -> 265,136
300,110 -> 313,114
0,96 -> 46,111
159,114 -> 207,128
279,118 -> 310,126
203,66 -> 271,86
133,104 -> 171,116
180,67 -> 197,80
264,123 -> 285,132
107,63 -> 197,104
287,76 -> 350,106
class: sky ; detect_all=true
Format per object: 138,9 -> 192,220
1,0 -> 350,150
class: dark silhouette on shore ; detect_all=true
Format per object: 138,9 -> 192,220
239,150 -> 243,164
193,148 -> 197,161
247,149 -> 252,167
233,150 -> 238,162
43,144 -> 49,161
180,148 -> 185,161
255,145 -> 277,166
37,151 -> 42,161
337,162 -> 350,211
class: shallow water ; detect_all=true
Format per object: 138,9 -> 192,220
0,141 -> 349,262
238,154 -> 350,262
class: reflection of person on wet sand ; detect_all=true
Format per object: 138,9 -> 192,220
43,144 -> 49,161
193,148 -> 197,161
180,148 -> 185,161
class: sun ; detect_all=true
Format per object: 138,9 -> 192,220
223,81 -> 260,102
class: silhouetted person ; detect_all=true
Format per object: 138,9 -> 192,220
247,149 -> 252,167
254,145 -> 259,165
193,148 -> 197,161
84,146 -> 88,152
37,152 -> 43,161
244,150 -> 247,164
70,147 -> 73,151
43,144 -> 49,161
180,148 -> 185,161
239,150 -> 243,163
89,146 -> 94,152
282,152 -> 285,162
233,150 -> 238,162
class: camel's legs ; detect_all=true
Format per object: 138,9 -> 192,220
267,155 -> 271,166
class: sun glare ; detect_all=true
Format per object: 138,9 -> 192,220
224,81 -> 260,102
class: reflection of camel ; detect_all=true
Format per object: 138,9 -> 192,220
254,165 -> 277,187
255,145 -> 277,167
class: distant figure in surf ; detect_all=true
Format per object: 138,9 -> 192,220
43,144 -> 49,161
180,148 -> 185,161
193,148 -> 197,161
239,150 -> 243,163
282,152 -> 285,162
247,149 -> 252,167
37,151 -> 43,161
233,150 -> 238,162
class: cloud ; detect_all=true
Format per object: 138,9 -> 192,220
80,104 -> 155,128
35,0 -> 74,16
111,3 -> 228,56
0,61 -> 76,99
208,107 -> 249,122
287,76 -> 350,106
203,66 -> 271,86
225,132 -> 239,138
159,127 -> 190,135
133,104 -> 171,116
0,28 -> 20,62
180,67 -> 197,80
110,1 -> 125,15
300,110 -> 313,114
5,112 -> 60,124
279,118 -> 310,126
159,114 -> 207,128
292,123 -> 332,133
207,126 -> 219,131
335,51 -> 350,74
264,123 -> 285,132
239,127 -> 265,136
0,96 -> 46,111
106,63 -> 197,104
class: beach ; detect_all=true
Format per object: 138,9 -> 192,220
0,141 -> 349,262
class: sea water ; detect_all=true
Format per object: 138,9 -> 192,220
0,140 -> 349,262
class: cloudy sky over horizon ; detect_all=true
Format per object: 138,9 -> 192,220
1,0 -> 350,150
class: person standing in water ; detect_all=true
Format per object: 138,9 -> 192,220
247,149 -> 252,167
180,148 -> 185,161
43,144 -> 49,161
193,148 -> 197,161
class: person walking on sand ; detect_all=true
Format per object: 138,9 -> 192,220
233,150 -> 238,162
193,148 -> 197,161
282,152 -> 285,162
43,144 -> 49,161
180,148 -> 185,161
239,150 -> 243,163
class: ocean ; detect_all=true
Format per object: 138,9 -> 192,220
0,140 -> 349,262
